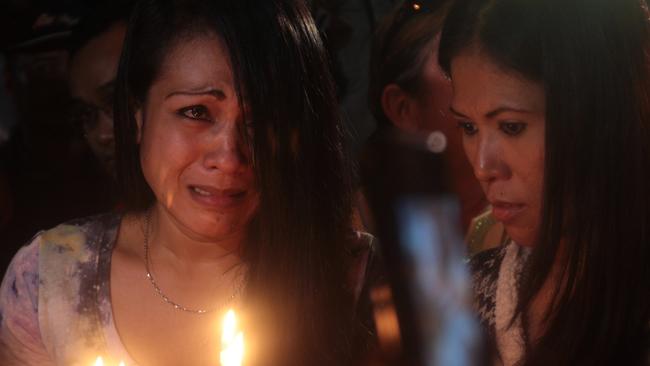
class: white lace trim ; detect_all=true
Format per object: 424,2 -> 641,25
495,242 -> 526,366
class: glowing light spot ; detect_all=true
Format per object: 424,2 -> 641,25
220,309 -> 244,366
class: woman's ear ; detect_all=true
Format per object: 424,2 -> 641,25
135,109 -> 143,143
381,83 -> 420,132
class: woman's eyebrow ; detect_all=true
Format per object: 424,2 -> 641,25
449,106 -> 468,118
165,88 -> 226,100
449,105 -> 534,119
484,106 -> 532,119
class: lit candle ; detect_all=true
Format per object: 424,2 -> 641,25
220,309 -> 244,366
93,356 -> 126,366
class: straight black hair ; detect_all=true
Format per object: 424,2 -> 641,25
440,0 -> 650,364
114,1 -> 360,364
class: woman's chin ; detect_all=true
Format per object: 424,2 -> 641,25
504,226 -> 538,247
168,213 -> 246,244
188,223 -> 244,242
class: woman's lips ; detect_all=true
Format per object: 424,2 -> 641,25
188,185 -> 247,209
491,202 -> 526,223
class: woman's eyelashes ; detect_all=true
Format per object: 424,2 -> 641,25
499,121 -> 527,136
457,121 -> 478,136
457,120 -> 528,137
178,105 -> 211,122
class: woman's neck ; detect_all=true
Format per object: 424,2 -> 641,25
147,205 -> 245,272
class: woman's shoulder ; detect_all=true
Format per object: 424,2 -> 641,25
33,212 -> 121,305
0,213 -> 120,364
0,235 -> 53,364
466,208 -> 509,255
2,213 -> 120,280
4,213 -> 122,364
37,213 -> 120,247
28,213 -> 118,264
35,212 -> 119,269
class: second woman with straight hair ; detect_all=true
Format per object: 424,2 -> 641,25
439,0 -> 650,364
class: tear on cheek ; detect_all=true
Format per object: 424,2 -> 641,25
165,192 -> 175,208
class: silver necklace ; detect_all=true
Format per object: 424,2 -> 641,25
143,210 -> 244,315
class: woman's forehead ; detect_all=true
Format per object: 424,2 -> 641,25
154,34 -> 238,98
450,50 -> 545,116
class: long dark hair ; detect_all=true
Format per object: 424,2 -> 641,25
439,0 -> 650,364
114,0 -> 358,364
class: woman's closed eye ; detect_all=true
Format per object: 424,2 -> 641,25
457,121 -> 478,136
178,105 -> 211,121
499,121 -> 527,136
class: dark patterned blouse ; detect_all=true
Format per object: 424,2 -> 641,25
469,242 -> 529,366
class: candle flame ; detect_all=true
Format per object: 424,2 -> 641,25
220,309 -> 244,366
93,356 -> 125,366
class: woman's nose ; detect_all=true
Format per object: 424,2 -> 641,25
97,124 -> 114,146
202,123 -> 247,174
472,135 -> 510,183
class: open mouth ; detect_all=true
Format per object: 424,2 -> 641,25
190,186 -> 246,198
188,185 -> 248,208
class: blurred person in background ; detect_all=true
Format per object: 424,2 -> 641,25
309,0 -> 399,154
0,2 -> 130,275
367,0 -> 495,253
440,0 -> 650,363
0,8 -> 81,273
67,0 -> 132,179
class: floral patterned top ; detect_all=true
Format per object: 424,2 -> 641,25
0,214 -> 135,365
0,214 -> 375,366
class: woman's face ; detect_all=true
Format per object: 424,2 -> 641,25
138,34 -> 258,242
449,50 -> 545,246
